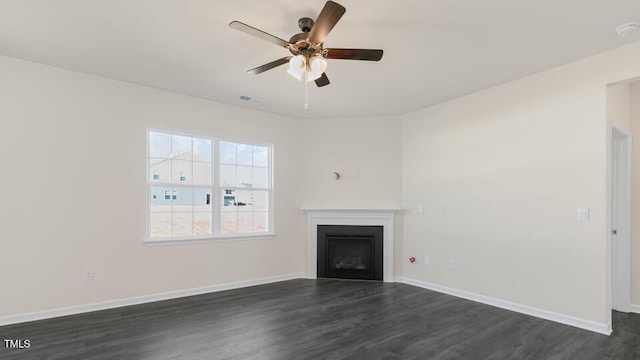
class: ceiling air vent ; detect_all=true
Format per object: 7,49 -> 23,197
238,95 -> 262,104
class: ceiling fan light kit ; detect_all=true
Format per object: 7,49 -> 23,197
229,0 -> 383,109
287,55 -> 327,82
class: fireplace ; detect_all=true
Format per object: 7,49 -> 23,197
317,225 -> 383,281
304,208 -> 396,282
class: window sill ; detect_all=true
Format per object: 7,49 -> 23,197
144,232 -> 276,246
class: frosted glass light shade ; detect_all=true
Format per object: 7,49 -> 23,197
307,55 -> 327,81
287,55 -> 328,82
287,55 -> 306,80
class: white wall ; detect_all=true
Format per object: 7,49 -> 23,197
630,81 -> 640,307
402,41 -> 640,328
0,55 -> 307,317
607,82 -> 631,133
301,116 -> 403,209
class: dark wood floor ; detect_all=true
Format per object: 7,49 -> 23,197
1,279 -> 639,359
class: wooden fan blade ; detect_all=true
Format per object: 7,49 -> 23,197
324,48 -> 383,61
308,1 -> 346,45
229,21 -> 290,48
315,73 -> 330,87
247,57 -> 292,75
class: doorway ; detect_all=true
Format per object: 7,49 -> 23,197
611,127 -> 630,313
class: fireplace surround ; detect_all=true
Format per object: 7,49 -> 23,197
304,208 -> 397,282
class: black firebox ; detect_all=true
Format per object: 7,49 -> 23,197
317,225 -> 383,281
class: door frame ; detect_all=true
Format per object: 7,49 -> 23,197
610,125 -> 631,314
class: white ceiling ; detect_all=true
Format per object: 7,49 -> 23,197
1,0 -> 639,119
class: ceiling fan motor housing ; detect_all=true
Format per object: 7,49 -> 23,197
289,18 -> 320,56
298,17 -> 314,32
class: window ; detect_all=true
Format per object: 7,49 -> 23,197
147,130 -> 272,242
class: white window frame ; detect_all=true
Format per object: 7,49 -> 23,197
146,128 -> 275,244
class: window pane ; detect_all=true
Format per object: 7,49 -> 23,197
193,188 -> 212,211
236,191 -> 253,212
220,164 -> 236,187
150,186 -> 171,212
193,212 -> 212,236
172,160 -> 192,184
150,212 -> 171,238
193,138 -> 212,162
237,212 -> 254,233
253,191 -> 269,211
254,212 -> 269,232
253,167 -> 268,189
221,212 -> 237,234
172,212 -> 193,237
150,158 -> 170,183
237,166 -> 252,187
150,132 -> 171,158
222,189 -> 236,211
172,135 -> 192,160
220,142 -> 236,164
253,146 -> 268,167
193,162 -> 211,185
172,187 -> 193,212
237,144 -> 252,166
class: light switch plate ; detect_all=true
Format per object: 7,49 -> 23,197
577,208 -> 590,222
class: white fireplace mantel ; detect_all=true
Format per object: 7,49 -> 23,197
303,208 -> 399,282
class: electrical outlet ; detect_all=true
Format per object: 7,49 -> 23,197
83,269 -> 94,281
449,260 -> 457,270
424,256 -> 430,265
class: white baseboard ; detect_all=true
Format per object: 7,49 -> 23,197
395,276 -> 611,336
0,273 -> 306,327
629,303 -> 640,314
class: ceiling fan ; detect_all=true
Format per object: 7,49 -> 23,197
229,0 -> 383,88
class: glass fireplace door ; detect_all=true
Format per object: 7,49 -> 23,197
326,236 -> 375,280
